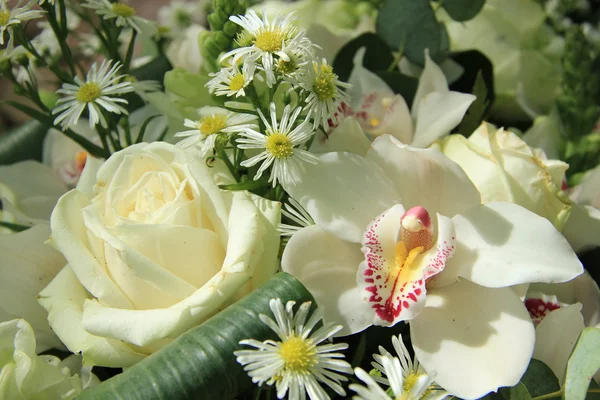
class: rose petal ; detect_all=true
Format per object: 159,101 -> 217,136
411,280 -> 535,399
281,225 -> 372,336
562,204 -> 600,253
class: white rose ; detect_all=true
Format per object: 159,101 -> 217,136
0,161 -> 67,232
0,318 -> 98,400
39,142 -> 281,367
434,122 -> 572,229
166,24 -> 206,73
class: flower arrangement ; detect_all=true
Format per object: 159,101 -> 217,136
1,0 -> 600,399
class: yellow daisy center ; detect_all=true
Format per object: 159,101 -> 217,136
75,82 -> 101,103
199,114 -> 228,136
277,58 -> 296,75
279,336 -> 316,373
312,65 -> 337,101
266,133 -> 294,159
254,29 -> 284,52
111,3 -> 136,18
228,74 -> 246,91
0,10 -> 11,26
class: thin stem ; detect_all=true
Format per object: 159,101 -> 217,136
217,148 -> 240,182
123,29 -> 137,73
532,390 -> 562,400
62,127 -> 110,159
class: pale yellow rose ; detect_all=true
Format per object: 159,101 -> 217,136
0,318 -> 98,400
433,122 -> 571,229
38,142 -> 281,367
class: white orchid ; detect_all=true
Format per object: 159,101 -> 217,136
281,135 -> 583,399
314,49 -> 475,155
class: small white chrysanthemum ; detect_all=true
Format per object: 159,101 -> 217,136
175,107 -> 257,157
83,0 -> 156,34
293,58 -> 351,130
350,335 -> 450,400
221,10 -> 314,87
0,0 -> 45,46
157,0 -> 204,33
279,197 -> 314,236
235,298 -> 353,400
237,102 -> 318,187
52,59 -> 134,129
206,62 -> 255,98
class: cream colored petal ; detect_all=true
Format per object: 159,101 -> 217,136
412,51 -> 450,119
309,118 -> 371,156
563,204 -> 600,253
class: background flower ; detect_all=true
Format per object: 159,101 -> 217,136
39,142 -> 281,367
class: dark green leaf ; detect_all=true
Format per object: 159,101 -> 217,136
500,382 -> 532,400
0,221 -> 30,232
0,120 -> 49,164
130,55 -> 172,84
520,359 -> 560,397
77,273 -> 316,400
443,0 -> 486,22
450,50 -> 495,105
564,327 -> 600,400
457,71 -> 489,135
376,0 -> 447,65
375,71 -> 419,107
332,32 -> 394,82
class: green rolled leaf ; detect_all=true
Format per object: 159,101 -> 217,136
0,120 -> 49,165
77,272 -> 316,400
563,327 -> 600,400
375,0 -> 447,65
442,0 -> 486,22
332,32 -> 394,82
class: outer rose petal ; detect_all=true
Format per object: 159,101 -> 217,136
411,280 -> 535,399
533,304 -> 585,384
367,135 -> 481,218
358,206 -> 455,325
38,267 -> 147,367
437,202 -> 583,288
281,225 -> 372,336
0,225 -> 65,352
562,204 -> 600,253
282,152 -> 401,243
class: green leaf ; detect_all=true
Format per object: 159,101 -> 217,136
563,327 -> 600,400
520,359 -> 560,397
77,273 -> 316,400
0,221 -> 30,232
0,120 -> 50,165
500,382 -> 532,400
457,71 -> 489,135
442,0 -> 486,22
130,55 -> 172,83
376,0 -> 448,65
218,178 -> 271,191
332,32 -> 394,82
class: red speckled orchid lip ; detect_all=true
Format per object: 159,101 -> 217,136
358,204 -> 456,326
525,293 -> 564,326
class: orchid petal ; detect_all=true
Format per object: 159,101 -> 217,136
411,280 -> 535,400
282,152 -> 400,243
412,91 -> 476,148
533,304 -> 585,384
309,118 -> 371,156
281,225 -> 372,336
437,202 -> 583,288
411,51 -> 449,119
367,135 -> 481,218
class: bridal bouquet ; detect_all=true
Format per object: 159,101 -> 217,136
1,0 -> 600,399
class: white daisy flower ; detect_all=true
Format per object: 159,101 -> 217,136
206,62 -> 255,98
350,335 -> 450,400
279,197 -> 314,236
83,0 -> 156,35
221,10 -> 315,87
237,102 -> 318,187
235,298 -> 353,400
0,0 -> 45,46
293,58 -> 351,131
52,59 -> 135,129
175,107 -> 257,157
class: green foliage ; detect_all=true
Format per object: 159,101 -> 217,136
0,120 -> 49,165
457,72 -> 490,135
442,0 -> 486,22
375,0 -> 448,65
77,273 -> 316,400
564,327 -> 600,400
500,382 -> 532,400
520,359 -> 560,397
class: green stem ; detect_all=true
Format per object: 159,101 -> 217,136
123,29 -> 137,73
217,148 -> 240,182
62,127 -> 110,159
532,390 -> 562,400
